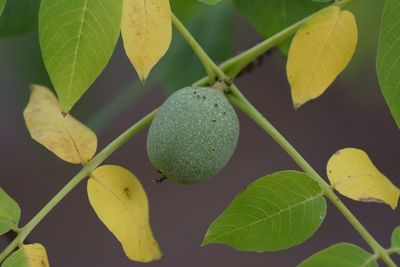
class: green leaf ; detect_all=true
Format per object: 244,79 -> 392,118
198,0 -> 223,5
297,243 -> 378,267
391,226 -> 400,250
233,0 -> 327,54
2,244 -> 50,267
0,188 -> 21,235
377,0 -> 400,128
0,0 -> 5,17
202,170 -> 327,252
160,2 -> 233,94
39,0 -> 123,112
0,0 -> 40,37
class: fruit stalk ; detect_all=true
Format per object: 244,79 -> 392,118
172,9 -> 397,267
0,0 -> 391,265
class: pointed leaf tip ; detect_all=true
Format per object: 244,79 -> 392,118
87,165 -> 162,263
121,0 -> 172,81
327,148 -> 399,209
39,0 -> 123,112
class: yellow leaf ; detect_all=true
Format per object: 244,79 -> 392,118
23,85 -> 97,164
287,6 -> 358,108
2,243 -> 50,267
121,0 -> 172,81
326,148 -> 400,209
87,165 -> 162,263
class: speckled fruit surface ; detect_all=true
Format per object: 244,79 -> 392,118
147,86 -> 240,184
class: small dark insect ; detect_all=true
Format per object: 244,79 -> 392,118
154,174 -> 167,184
237,48 -> 277,78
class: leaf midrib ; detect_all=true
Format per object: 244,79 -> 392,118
66,0 -> 89,105
205,193 -> 323,243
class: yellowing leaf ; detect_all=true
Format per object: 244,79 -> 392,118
87,165 -> 162,263
2,243 -> 50,267
121,0 -> 172,81
23,85 -> 97,164
287,6 -> 358,108
326,148 -> 400,209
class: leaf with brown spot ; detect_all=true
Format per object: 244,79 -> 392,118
327,147 -> 400,209
2,243 -> 50,267
23,84 -> 97,164
87,165 -> 162,263
121,0 -> 172,81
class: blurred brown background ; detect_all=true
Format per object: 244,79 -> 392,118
0,1 -> 399,266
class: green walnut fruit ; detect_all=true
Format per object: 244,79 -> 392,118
147,86 -> 239,184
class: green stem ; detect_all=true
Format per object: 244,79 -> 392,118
194,0 -> 359,83
172,14 -> 221,83
227,86 -> 397,267
388,248 -> 400,255
172,10 -> 397,267
0,0 -> 390,265
0,110 -> 157,263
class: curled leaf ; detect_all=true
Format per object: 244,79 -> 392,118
2,243 -> 50,267
287,6 -> 358,108
326,148 -> 400,209
23,85 -> 97,164
121,0 -> 172,81
87,165 -> 162,263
